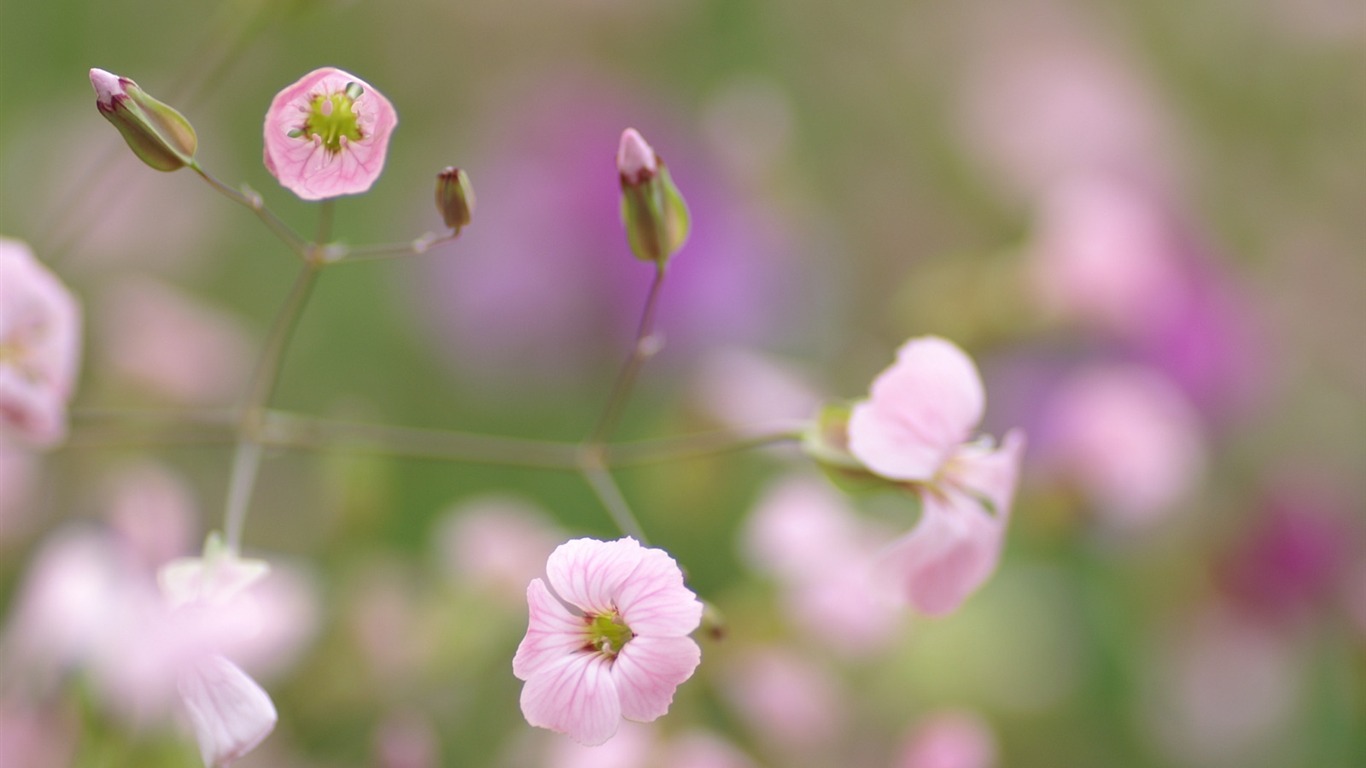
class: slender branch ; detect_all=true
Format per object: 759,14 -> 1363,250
579,461 -> 649,544
188,162 -> 310,258
605,421 -> 806,466
258,411 -> 582,469
587,266 -> 666,445
330,231 -> 461,263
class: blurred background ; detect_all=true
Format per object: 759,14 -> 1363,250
1,0 -> 1364,765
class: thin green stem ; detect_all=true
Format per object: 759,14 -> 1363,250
587,266 -> 666,445
188,162 -> 310,258
579,461 -> 649,544
330,231 -> 460,263
224,259 -> 322,550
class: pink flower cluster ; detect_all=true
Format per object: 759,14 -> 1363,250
847,336 -> 1025,615
513,537 -> 703,745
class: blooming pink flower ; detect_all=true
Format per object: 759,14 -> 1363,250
0,237 -> 81,447
262,67 -> 397,200
847,336 -> 1025,615
512,537 -> 703,746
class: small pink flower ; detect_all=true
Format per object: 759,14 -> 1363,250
847,336 -> 1025,615
0,237 -> 81,447
262,67 -> 397,200
897,711 -> 998,768
178,654 -> 277,768
512,537 -> 703,746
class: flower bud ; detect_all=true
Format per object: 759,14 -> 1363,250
617,128 -> 690,268
90,68 -> 197,172
435,167 -> 475,232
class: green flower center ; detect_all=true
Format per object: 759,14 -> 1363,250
296,83 -> 364,155
586,611 -> 634,656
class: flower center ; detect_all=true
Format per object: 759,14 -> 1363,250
586,611 -> 634,657
297,83 -> 364,155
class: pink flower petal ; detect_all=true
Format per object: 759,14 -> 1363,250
177,655 -> 276,767
612,635 -> 701,723
546,537 -> 644,616
878,490 -> 1005,616
947,429 -> 1026,520
848,337 -> 985,481
520,653 -> 622,746
614,547 -> 703,637
513,579 -> 590,681
0,238 -> 81,448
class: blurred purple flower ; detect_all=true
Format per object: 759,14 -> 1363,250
409,77 -> 807,393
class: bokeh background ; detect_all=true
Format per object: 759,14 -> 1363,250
1,0 -> 1364,765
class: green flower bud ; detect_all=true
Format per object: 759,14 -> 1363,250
435,167 -> 475,232
90,68 -> 197,172
617,128 -> 689,268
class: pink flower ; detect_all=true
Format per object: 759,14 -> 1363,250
897,711 -> 998,768
0,237 -> 81,447
512,537 -> 703,746
847,336 -> 1025,615
262,67 -> 397,200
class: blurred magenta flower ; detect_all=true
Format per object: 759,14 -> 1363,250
897,711 -> 998,768
512,537 -> 703,745
847,336 -> 1025,615
0,237 -> 81,447
1037,363 -> 1205,526
263,67 -> 397,200
411,78 -> 808,393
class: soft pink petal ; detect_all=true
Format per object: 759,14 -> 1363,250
879,491 -> 1005,615
546,538 -> 644,616
177,655 -> 276,767
520,653 -> 621,746
848,337 -> 985,481
612,635 -> 701,723
947,429 -> 1026,521
0,369 -> 66,447
513,579 -> 590,681
0,238 -> 81,448
614,547 -> 702,637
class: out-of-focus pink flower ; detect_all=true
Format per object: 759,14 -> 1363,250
102,461 -> 197,569
433,494 -> 563,601
956,4 -> 1179,198
691,348 -> 821,431
897,711 -> 998,768
374,710 -> 439,768
99,277 -> 254,405
544,720 -> 656,768
718,647 -> 847,754
847,336 -> 1025,615
262,67 -> 397,200
1026,174 -> 1187,339
664,731 -> 759,768
512,537 -> 703,746
1039,364 -> 1205,526
742,475 -> 900,653
0,237 -> 81,447
1143,605 -> 1301,765
0,698 -> 75,768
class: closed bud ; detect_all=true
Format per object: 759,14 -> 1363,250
90,68 -> 197,172
435,167 -> 474,232
617,128 -> 690,268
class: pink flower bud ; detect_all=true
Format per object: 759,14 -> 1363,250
616,128 -> 657,185
617,128 -> 690,266
89,68 -> 197,172
434,167 -> 475,232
